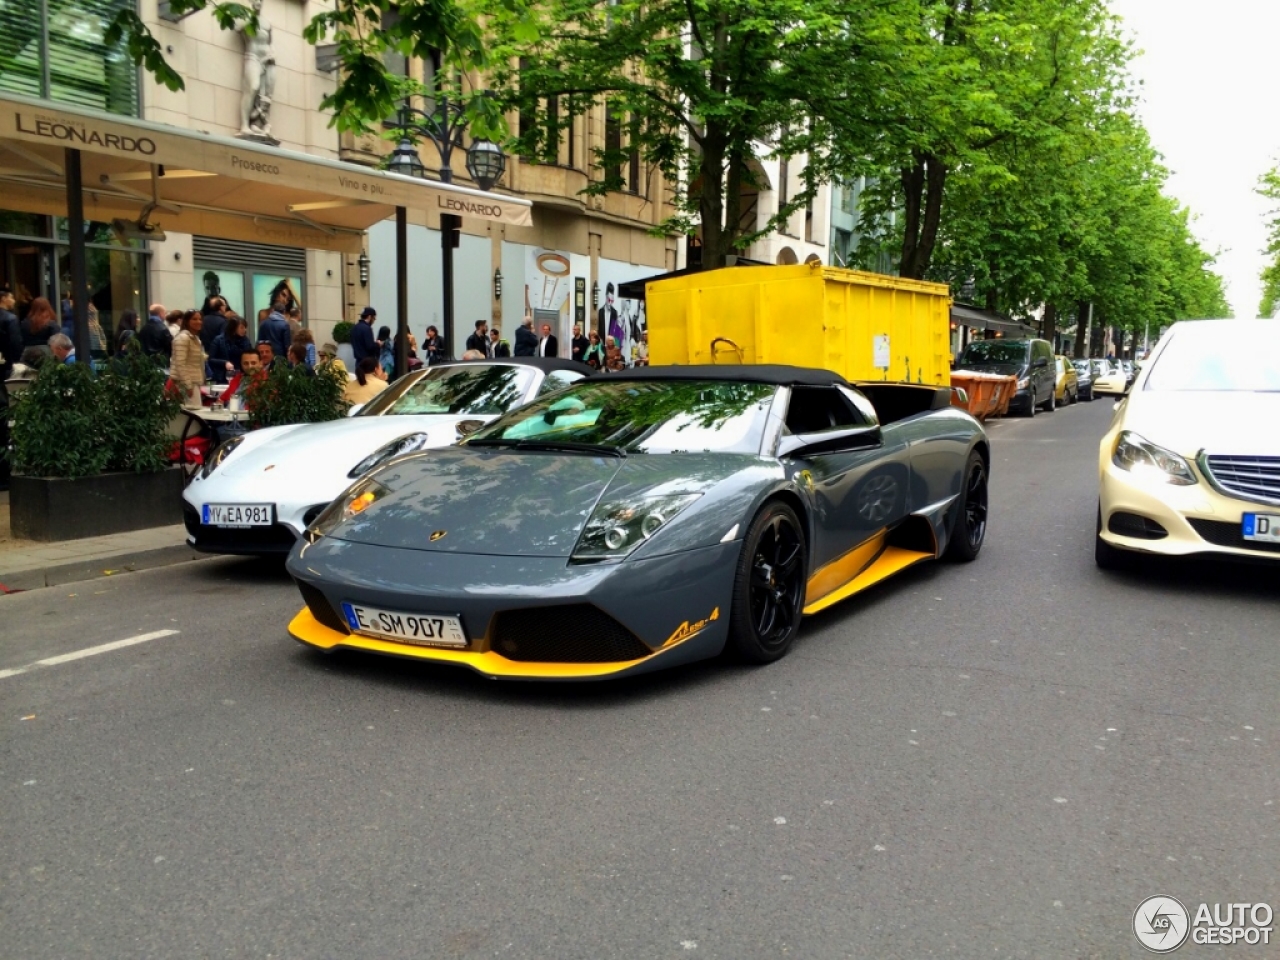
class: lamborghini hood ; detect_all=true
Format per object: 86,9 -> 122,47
329,449 -> 744,557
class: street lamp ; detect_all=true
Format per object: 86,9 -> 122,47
388,100 -> 508,376
357,250 -> 370,287
493,268 -> 503,301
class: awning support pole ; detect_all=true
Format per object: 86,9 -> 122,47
395,205 -> 409,380
441,213 -> 459,354
64,148 -> 90,366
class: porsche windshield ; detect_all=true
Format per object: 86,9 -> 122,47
1144,327 -> 1280,392
957,341 -> 1030,366
358,365 -> 536,416
468,380 -> 777,454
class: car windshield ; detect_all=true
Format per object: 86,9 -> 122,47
958,341 -> 1029,365
1144,326 -> 1280,392
1092,360 -> 1115,375
1072,360 -> 1090,374
357,364 -> 536,417
468,380 -> 777,454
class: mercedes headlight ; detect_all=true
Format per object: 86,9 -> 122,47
200,435 -> 245,479
1017,377 -> 1030,390
572,493 -> 702,561
1112,431 -> 1196,486
305,478 -> 391,543
348,433 -> 432,479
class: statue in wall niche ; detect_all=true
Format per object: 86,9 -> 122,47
236,0 -> 277,142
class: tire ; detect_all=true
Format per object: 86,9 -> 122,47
1043,388 -> 1056,412
1095,505 -> 1130,571
727,502 -> 808,664
1022,392 -> 1036,418
946,451 -> 988,562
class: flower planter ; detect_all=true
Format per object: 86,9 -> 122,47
10,468 -> 184,542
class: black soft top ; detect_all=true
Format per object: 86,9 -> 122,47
607,364 -> 850,387
438,356 -> 596,376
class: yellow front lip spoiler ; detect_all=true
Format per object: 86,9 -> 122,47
288,608 -> 658,680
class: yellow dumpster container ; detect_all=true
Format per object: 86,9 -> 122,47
646,263 -> 952,385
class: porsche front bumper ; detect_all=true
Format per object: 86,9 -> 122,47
1098,460 -> 1280,563
285,537 -> 741,680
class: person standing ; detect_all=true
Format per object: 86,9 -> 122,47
20,297 -> 58,349
344,357 -> 388,405
351,306 -> 378,365
423,325 -> 447,365
583,330 -> 605,370
570,323 -> 589,363
209,315 -> 254,381
514,316 -> 537,357
172,311 -> 207,406
0,285 -> 22,491
465,320 -> 489,356
489,327 -> 511,358
139,304 -> 173,358
199,295 -> 227,351
258,293 -> 292,360
538,323 -> 559,358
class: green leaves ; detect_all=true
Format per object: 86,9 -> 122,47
1258,163 -> 1280,318
243,364 -> 350,430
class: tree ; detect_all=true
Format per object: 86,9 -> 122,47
1259,163 -> 1280,318
484,0 -> 914,268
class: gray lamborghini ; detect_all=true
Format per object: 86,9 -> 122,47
286,366 -> 990,679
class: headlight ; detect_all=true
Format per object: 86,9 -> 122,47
572,493 -> 701,561
1112,431 -> 1197,486
200,436 -> 245,479
348,433 -> 433,479
305,478 -> 391,542
1017,377 -> 1030,390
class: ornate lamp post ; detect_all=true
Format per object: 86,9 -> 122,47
388,99 -> 507,375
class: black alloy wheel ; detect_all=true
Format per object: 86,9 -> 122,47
728,503 -> 807,663
1043,387 -> 1056,412
946,451 -> 988,562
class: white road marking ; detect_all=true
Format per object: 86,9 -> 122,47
0,629 -> 180,680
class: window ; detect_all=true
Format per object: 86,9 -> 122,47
0,0 -> 138,115
604,104 -> 623,190
778,157 -> 789,208
518,58 -> 536,142
537,369 -> 586,397
784,386 -> 867,434
627,113 -> 642,195
804,192 -> 815,243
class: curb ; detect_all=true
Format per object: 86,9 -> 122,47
0,543 -> 206,593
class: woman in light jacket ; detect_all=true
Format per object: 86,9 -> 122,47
171,310 -> 207,407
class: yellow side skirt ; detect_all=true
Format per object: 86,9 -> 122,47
802,546 -> 934,616
288,608 -> 655,679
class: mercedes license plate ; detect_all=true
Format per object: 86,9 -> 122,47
341,603 -> 467,648
202,503 -> 272,527
1242,513 -> 1280,543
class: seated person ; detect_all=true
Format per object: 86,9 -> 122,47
288,341 -> 315,375
344,357 -> 388,406
49,333 -> 77,365
256,341 -> 280,372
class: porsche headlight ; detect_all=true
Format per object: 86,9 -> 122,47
1112,431 -> 1197,486
200,435 -> 245,479
348,433 -> 433,479
572,493 -> 702,561
305,478 -> 391,542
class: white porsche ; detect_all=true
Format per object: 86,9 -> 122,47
183,358 -> 592,555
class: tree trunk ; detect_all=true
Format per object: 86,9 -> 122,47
1073,300 -> 1089,358
1042,303 -> 1057,351
723,142 -> 746,258
699,126 -> 727,269
915,154 -> 947,279
898,154 -> 924,278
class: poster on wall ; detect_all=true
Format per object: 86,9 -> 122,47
595,260 -> 651,365
525,248 -> 589,354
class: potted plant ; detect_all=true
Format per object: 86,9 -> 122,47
9,349 -> 184,541
241,361 -> 349,429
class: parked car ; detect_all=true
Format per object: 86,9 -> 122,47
953,338 -> 1056,416
1092,359 -> 1129,397
1120,359 -> 1137,388
1070,358 -> 1095,401
1096,319 -> 1280,569
183,358 -> 592,556
288,367 -> 991,679
1054,356 -> 1079,405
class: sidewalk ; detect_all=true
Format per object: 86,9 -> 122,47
0,491 -> 202,593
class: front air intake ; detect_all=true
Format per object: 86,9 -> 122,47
489,605 -> 652,663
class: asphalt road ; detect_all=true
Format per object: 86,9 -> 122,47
3,398 -> 1276,959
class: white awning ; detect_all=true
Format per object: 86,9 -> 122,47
0,92 -> 531,254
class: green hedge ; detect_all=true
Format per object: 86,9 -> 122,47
243,362 -> 349,429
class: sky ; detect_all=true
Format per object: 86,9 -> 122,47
1107,0 -> 1280,319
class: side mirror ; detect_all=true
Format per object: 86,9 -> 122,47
777,425 -> 882,459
